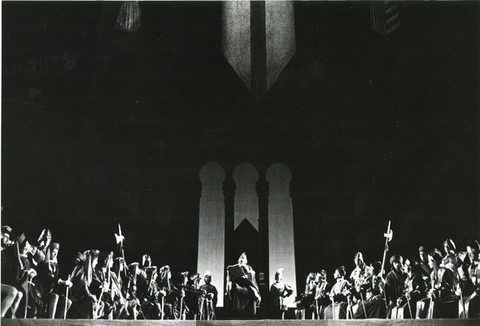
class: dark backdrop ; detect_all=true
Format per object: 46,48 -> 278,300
2,1 -> 479,290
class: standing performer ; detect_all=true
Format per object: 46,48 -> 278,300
226,252 -> 261,318
295,273 -> 316,319
269,268 -> 293,319
199,271 -> 218,320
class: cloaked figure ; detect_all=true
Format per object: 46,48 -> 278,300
269,268 -> 293,319
385,254 -> 406,318
226,252 -> 261,318
69,250 -> 102,319
199,271 -> 218,320
36,242 -> 73,318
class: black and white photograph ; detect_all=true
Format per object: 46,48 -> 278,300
1,0 -> 479,324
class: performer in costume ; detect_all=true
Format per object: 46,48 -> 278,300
199,271 -> 218,320
1,226 -> 24,318
36,242 -> 73,318
418,246 -> 431,283
462,240 -> 480,318
314,270 -> 331,319
385,254 -> 406,318
391,258 -> 426,319
69,249 -> 101,319
295,272 -> 316,319
416,249 -> 459,318
323,266 -> 350,319
349,252 -> 373,318
353,261 -> 386,319
269,268 -> 293,319
15,233 -> 44,318
226,252 -> 261,318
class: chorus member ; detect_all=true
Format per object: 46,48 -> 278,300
36,242 -> 73,318
385,254 -> 406,318
270,268 -> 293,319
324,266 -> 350,319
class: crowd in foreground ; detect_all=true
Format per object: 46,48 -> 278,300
1,225 -> 479,320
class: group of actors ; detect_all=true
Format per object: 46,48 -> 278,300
294,239 -> 480,320
1,224 -> 479,320
1,226 -> 218,320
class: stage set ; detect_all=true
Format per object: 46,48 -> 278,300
2,0 -> 479,324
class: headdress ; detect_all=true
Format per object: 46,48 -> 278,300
389,254 -> 403,266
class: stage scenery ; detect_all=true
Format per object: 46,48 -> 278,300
2,0 -> 479,324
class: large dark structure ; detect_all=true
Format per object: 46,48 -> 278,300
2,1 -> 479,295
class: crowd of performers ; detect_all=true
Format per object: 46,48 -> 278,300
294,240 -> 480,320
1,226 -> 217,320
1,224 -> 479,320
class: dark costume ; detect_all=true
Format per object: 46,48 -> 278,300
226,255 -> 261,318
385,268 -> 406,317
199,281 -> 218,320
353,273 -> 387,319
270,280 -> 293,319
69,251 -> 101,319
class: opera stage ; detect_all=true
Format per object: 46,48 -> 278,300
2,319 -> 479,326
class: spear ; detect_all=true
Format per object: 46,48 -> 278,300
114,223 -> 126,260
380,221 -> 393,276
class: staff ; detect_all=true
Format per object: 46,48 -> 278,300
380,221 -> 393,276
64,274 -> 71,319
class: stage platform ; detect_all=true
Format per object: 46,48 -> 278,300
2,319 -> 479,326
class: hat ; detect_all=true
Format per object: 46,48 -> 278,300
468,240 -> 480,251
1,225 -> 12,233
17,233 -> 27,247
429,248 -> 443,264
75,252 -> 85,262
418,246 -> 427,252
142,254 -> 151,268
204,270 -> 211,277
238,252 -> 248,263
50,242 -> 60,250
354,252 -> 364,262
275,268 -> 284,277
335,266 -> 346,277
443,239 -> 457,252
37,229 -> 52,243
389,254 -> 403,266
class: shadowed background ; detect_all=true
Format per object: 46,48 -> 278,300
2,1 -> 479,291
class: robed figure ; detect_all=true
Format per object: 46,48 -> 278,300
226,253 -> 261,318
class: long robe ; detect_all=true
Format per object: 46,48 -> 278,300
226,264 -> 260,317
323,279 -> 350,319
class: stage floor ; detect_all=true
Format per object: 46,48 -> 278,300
2,319 -> 479,326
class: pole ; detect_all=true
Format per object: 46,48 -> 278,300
380,221 -> 392,276
64,274 -> 71,319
